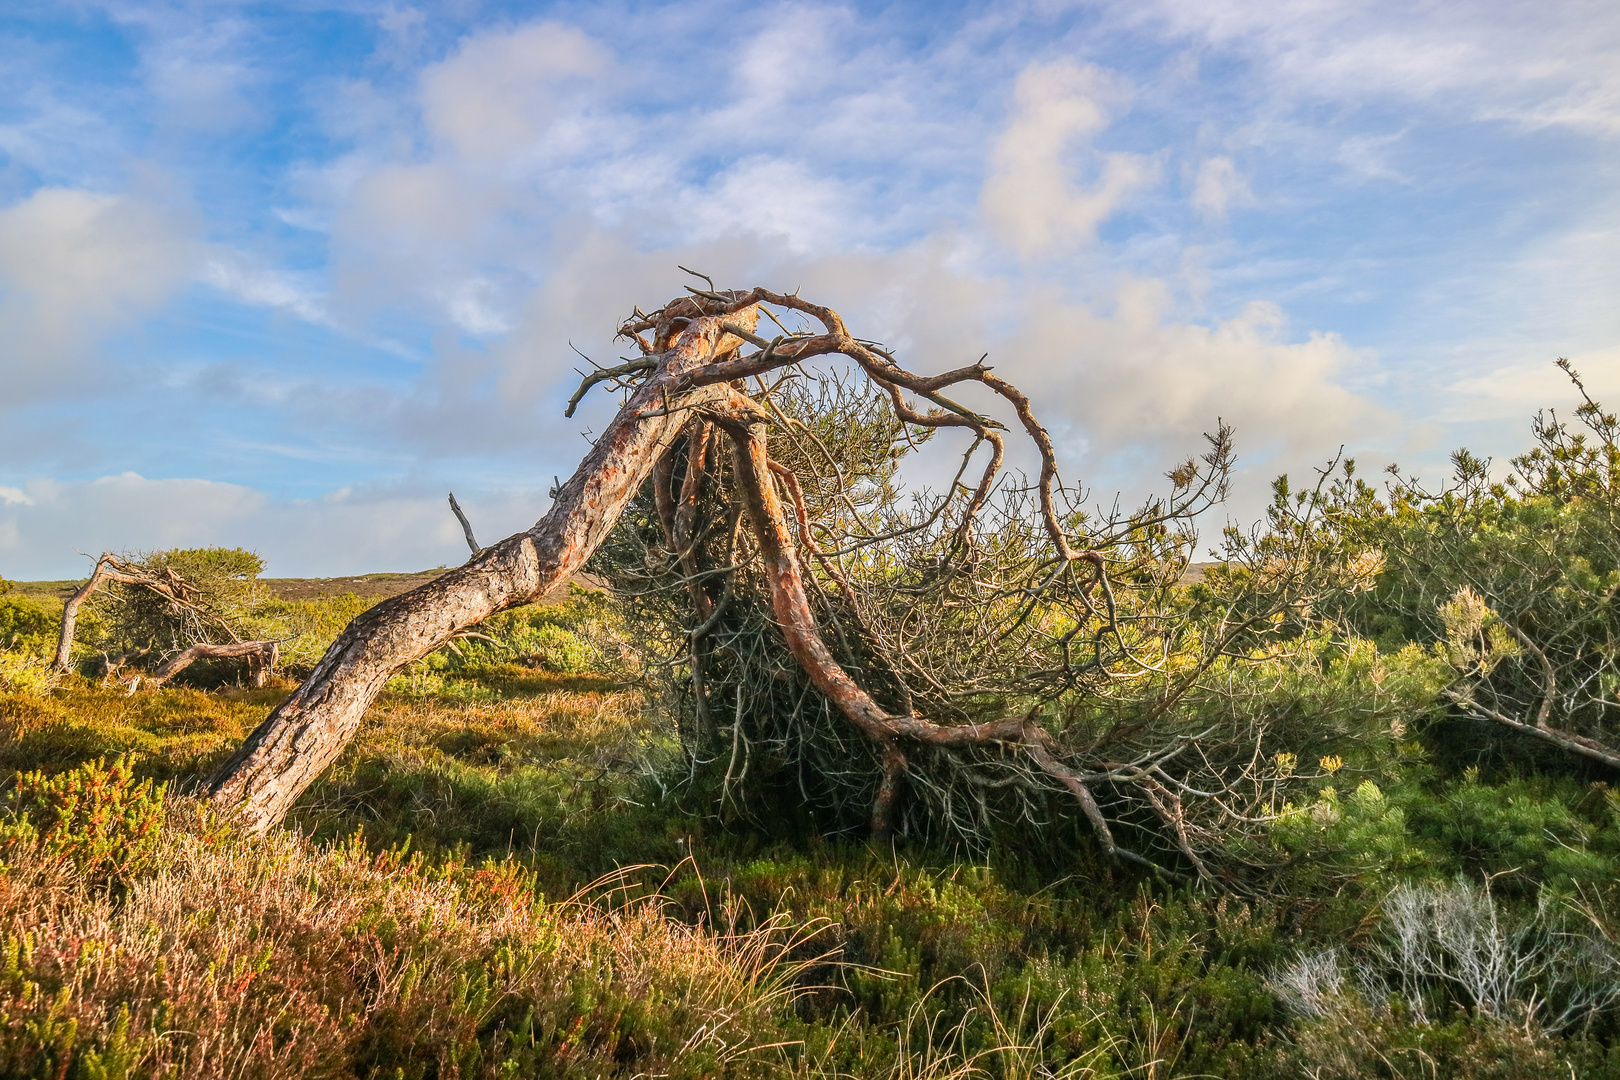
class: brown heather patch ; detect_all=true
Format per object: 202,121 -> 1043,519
0,801 -> 825,1080
0,682 -> 272,780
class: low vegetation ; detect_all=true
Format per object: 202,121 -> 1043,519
7,373 -> 1620,1077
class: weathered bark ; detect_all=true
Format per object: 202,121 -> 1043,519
205,306 -> 759,832
148,640 -> 280,688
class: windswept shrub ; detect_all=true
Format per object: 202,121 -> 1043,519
88,547 -> 268,662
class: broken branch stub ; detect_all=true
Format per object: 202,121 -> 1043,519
205,300 -> 761,832
448,492 -> 481,556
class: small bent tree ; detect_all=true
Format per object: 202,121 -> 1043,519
55,549 -> 280,688
207,284 -> 1372,876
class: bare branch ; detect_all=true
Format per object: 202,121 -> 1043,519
448,492 -> 481,556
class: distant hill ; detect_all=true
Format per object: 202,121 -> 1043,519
7,568 -> 598,606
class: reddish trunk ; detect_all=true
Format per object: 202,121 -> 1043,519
707,389 -> 1114,844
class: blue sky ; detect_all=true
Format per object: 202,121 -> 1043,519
1,0 -> 1616,577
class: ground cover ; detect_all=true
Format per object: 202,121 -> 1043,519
11,379 -> 1620,1080
3,622 -> 1617,1077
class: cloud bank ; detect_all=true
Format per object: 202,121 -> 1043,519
0,1 -> 1613,576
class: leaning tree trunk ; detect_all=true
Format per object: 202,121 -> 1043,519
206,304 -> 759,832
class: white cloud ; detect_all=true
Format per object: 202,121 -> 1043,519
327,160 -> 507,323
982,60 -> 1158,256
1447,345 -> 1620,424
1117,0 -> 1620,136
143,36 -> 257,133
997,279 -> 1387,470
440,277 -> 512,336
202,252 -> 329,325
0,187 -> 199,406
685,157 -> 858,254
1191,155 -> 1255,220
419,21 -> 609,167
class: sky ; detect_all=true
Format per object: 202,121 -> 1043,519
1,0 -> 1617,579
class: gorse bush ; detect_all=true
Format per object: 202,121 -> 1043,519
382,588 -> 622,695
255,591 -> 374,671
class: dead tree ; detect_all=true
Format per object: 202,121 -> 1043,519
207,283 -> 1367,874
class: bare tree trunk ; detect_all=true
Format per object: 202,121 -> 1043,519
148,640 -> 281,688
205,307 -> 758,832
